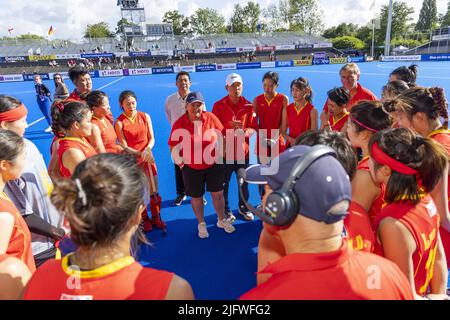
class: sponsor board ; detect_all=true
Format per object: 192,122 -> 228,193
261,61 -> 276,68
194,48 -> 216,54
348,56 -> 365,63
152,66 -> 174,74
81,53 -> 113,59
236,62 -> 261,69
195,64 -> 217,72
381,55 -> 421,62
114,52 -> 129,57
215,48 -> 236,53
0,74 -> 24,82
28,55 -> 57,61
275,45 -> 296,50
313,42 -> 333,48
99,69 -> 124,77
216,63 -> 237,71
313,58 -> 330,65
293,59 -> 312,66
257,46 -> 276,52
23,73 -> 50,81
421,54 -> 450,61
56,54 -> 81,59
150,50 -> 174,56
276,60 -> 293,68
2,56 -> 28,63
296,44 -> 314,49
129,51 -> 151,57
329,57 -> 348,64
173,65 -> 196,73
432,34 -> 450,41
128,68 -> 152,76
237,47 -> 255,52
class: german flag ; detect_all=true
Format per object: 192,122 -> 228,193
48,25 -> 54,36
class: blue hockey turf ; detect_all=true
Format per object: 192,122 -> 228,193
1,60 -> 450,299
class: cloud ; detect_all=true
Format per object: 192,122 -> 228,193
0,0 -> 446,41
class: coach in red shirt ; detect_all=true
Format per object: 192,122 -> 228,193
320,63 -> 377,126
239,145 -> 414,300
169,92 -> 236,239
212,73 -> 256,222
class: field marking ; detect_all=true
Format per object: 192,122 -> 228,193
27,77 -> 125,128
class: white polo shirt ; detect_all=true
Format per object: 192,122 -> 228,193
165,91 -> 206,127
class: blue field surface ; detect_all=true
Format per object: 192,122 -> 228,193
1,61 -> 450,299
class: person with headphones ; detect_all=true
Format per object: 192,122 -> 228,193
238,145 -> 414,299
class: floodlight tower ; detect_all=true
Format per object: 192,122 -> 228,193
384,0 -> 394,56
117,0 -> 146,50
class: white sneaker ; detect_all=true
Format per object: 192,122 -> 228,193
198,222 -> 209,239
44,126 -> 52,133
217,218 -> 235,234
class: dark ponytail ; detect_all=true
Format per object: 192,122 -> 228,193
369,128 -> 448,204
350,101 -> 392,133
51,100 -> 91,137
390,64 -> 418,87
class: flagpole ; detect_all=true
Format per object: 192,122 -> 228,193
385,0 -> 394,56
371,1 -> 376,58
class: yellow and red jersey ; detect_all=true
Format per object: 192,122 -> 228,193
374,196 -> 440,296
329,112 -> 349,132
428,128 -> 450,269
240,241 -> 413,300
23,254 -> 174,300
344,201 -> 375,253
286,102 -> 315,142
58,137 -> 97,178
91,116 -> 121,154
0,193 -> 35,273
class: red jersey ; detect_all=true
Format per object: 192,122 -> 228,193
212,95 -> 256,161
255,93 -> 287,156
344,201 -> 375,253
358,157 -> 386,228
374,196 -> 440,296
116,111 -> 157,176
58,137 -> 97,178
91,116 -> 121,153
168,112 -> 224,170
286,102 -> 315,140
0,193 -> 35,273
23,254 -> 174,300
240,241 -> 413,300
323,83 -> 377,113
329,112 -> 349,132
428,128 -> 450,269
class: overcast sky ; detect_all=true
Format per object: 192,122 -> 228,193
0,0 -> 447,41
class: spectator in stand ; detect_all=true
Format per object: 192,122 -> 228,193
34,74 -> 52,133
53,73 -> 69,100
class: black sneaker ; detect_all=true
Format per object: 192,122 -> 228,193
174,194 -> 187,206
225,208 -> 236,223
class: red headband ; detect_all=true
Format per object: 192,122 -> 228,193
0,104 -> 28,122
350,115 -> 378,133
371,142 -> 418,175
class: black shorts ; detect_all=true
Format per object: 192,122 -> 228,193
182,164 -> 225,198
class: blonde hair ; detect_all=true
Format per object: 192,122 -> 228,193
340,63 -> 360,76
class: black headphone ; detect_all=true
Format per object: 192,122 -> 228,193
238,145 -> 337,227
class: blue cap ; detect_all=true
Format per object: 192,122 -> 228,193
245,145 -> 351,224
186,91 -> 205,104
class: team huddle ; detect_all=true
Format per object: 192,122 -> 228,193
0,61 -> 449,300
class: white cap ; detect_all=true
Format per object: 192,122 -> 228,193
226,73 -> 243,86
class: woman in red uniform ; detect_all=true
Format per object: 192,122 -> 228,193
51,100 -> 97,178
321,87 -> 350,133
115,90 -> 164,232
391,87 -> 450,271
23,154 -> 194,300
369,128 -> 448,299
0,129 -> 35,273
86,91 -> 122,154
345,101 -> 393,252
253,71 -> 289,163
281,77 -> 318,147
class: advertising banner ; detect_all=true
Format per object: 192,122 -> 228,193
0,74 -> 24,82
152,66 -> 175,74
80,53 -> 113,59
28,55 -> 57,61
128,68 -> 152,76
275,60 -> 293,68
215,48 -> 237,53
293,59 -> 313,66
216,63 -> 237,71
236,62 -> 261,69
381,55 -> 421,62
261,61 -> 276,68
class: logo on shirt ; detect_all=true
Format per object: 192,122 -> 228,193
60,294 -> 93,300
426,201 -> 437,218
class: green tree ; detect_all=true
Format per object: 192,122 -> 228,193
323,23 -> 359,39
84,22 -> 114,38
262,0 -> 289,32
229,2 -> 261,33
416,0 -> 438,31
332,36 -> 365,50
376,1 -> 415,45
115,18 -> 139,37
288,0 -> 324,35
441,1 -> 450,27
189,8 -> 227,35
162,10 -> 190,35
17,34 -> 45,40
